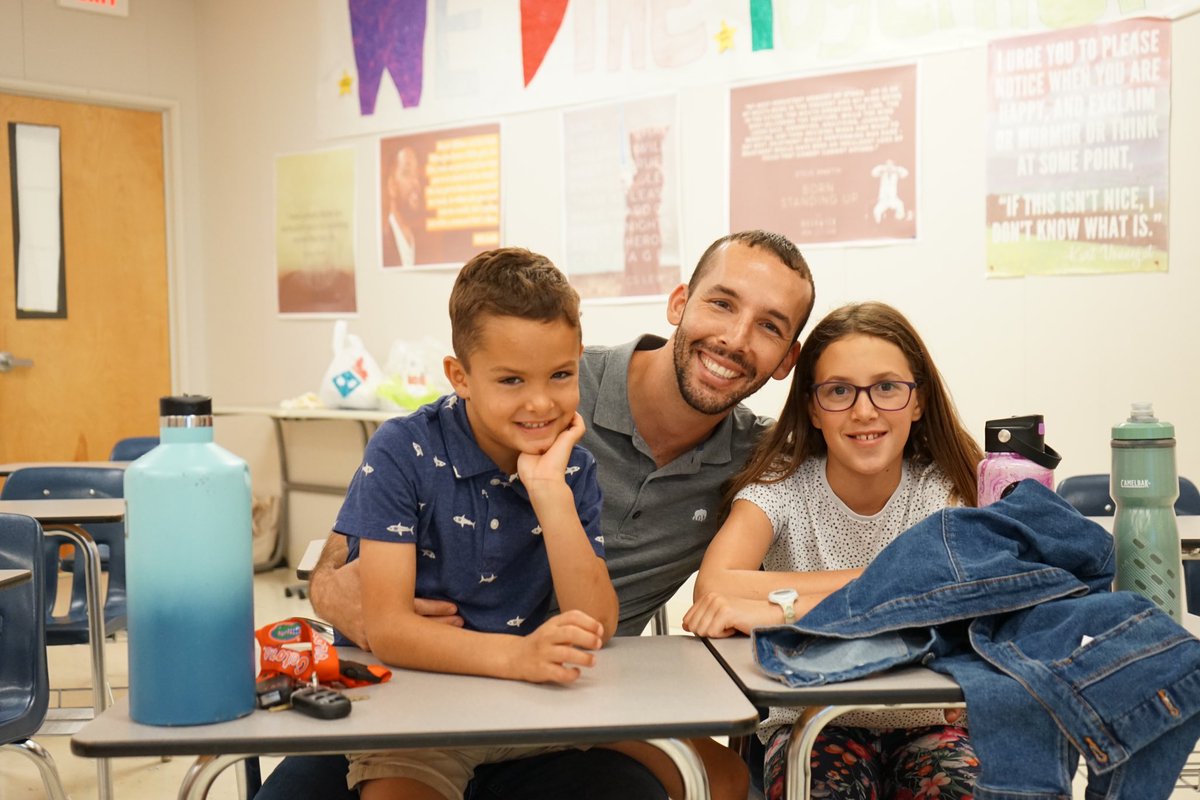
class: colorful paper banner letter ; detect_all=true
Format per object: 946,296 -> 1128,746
521,0 -> 569,87
349,0 -> 427,114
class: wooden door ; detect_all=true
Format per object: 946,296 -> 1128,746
0,94 -> 170,461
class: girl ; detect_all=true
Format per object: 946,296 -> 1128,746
683,301 -> 983,800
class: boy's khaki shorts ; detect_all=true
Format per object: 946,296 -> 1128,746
347,744 -> 588,799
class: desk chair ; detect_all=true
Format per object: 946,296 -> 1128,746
0,467 -> 128,645
109,435 -> 158,461
0,513 -> 70,800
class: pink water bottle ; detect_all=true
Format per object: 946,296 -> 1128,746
977,414 -> 1062,506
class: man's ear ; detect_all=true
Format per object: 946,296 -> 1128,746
443,355 -> 469,399
666,283 -> 689,326
772,341 -> 802,381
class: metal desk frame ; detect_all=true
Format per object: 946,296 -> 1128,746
704,636 -> 964,800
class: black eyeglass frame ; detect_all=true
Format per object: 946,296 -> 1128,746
810,380 -> 919,412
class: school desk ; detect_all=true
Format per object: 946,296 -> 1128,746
72,634 -> 759,800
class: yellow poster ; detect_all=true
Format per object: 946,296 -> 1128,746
276,148 -> 357,314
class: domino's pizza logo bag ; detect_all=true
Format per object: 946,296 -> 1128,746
318,319 -> 383,410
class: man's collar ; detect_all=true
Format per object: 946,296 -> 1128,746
592,334 -> 739,465
591,335 -> 663,435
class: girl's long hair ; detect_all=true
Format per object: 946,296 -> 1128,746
723,301 -> 982,514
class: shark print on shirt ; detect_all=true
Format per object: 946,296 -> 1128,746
335,394 -> 604,636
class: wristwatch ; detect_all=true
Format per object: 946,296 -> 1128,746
768,588 -> 799,624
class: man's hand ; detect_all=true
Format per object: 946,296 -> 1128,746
505,609 -> 604,684
683,592 -> 779,638
517,412 -> 586,489
309,535 -> 463,651
412,598 -> 464,627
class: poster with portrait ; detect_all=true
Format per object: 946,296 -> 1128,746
562,95 -> 682,301
276,147 -> 357,316
985,18 -> 1170,276
379,123 -> 501,270
730,64 -> 918,246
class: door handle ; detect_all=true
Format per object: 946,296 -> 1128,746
0,351 -> 34,372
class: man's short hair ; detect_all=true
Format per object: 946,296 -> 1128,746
449,248 -> 581,365
687,230 -> 815,341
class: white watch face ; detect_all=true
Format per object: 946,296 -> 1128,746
768,589 -> 798,604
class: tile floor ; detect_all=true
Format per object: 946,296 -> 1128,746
1,569 -> 1197,799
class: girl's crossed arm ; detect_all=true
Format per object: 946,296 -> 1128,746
684,499 -> 861,637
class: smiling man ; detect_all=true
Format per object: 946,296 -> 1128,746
258,230 -> 816,800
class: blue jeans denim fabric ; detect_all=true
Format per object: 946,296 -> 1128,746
754,481 -> 1200,800
255,749 -> 668,800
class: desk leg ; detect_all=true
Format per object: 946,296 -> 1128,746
179,754 -> 249,800
783,701 -> 967,800
645,737 -> 710,800
783,705 -> 844,800
264,416 -> 288,571
54,524 -> 113,800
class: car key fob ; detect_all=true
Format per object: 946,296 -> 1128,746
290,685 -> 352,720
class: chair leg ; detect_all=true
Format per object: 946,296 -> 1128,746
651,605 -> 670,635
2,738 -> 71,800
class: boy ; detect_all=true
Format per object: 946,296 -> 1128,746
339,248 -> 686,800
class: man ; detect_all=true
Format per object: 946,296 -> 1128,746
382,144 -> 421,267
257,230 -> 816,800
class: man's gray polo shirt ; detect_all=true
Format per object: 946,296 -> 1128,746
579,335 -> 772,635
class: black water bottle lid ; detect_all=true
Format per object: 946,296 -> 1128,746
160,395 -> 212,416
983,414 -> 1062,469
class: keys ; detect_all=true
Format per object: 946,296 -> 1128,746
289,685 -> 352,720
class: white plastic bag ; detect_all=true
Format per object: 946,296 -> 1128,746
317,320 -> 383,410
377,337 -> 450,411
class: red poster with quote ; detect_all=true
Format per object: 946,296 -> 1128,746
730,64 -> 917,246
986,18 -> 1170,276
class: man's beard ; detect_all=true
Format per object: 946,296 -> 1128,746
671,333 -> 765,416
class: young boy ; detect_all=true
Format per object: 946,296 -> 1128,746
338,248 -> 647,800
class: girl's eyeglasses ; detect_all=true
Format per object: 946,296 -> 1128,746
811,381 -> 918,412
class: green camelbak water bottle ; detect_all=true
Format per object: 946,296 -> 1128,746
1111,402 -> 1183,621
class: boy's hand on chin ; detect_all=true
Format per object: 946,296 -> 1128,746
517,412 -> 586,487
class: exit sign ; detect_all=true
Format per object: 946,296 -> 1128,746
58,0 -> 129,16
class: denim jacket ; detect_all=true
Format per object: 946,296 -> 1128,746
753,480 -> 1200,800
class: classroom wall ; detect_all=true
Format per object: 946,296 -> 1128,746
192,1 -> 1200,486
3,1 -> 1199,503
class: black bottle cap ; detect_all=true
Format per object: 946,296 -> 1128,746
983,414 -> 1062,469
159,395 -> 212,416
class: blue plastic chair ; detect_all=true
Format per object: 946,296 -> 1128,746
1056,473 -> 1200,612
0,513 -> 70,800
0,466 -> 127,645
109,436 -> 158,461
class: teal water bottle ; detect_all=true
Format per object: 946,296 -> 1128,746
1111,402 -> 1183,621
124,395 -> 255,725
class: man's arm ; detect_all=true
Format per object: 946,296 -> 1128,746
307,534 -> 367,645
518,413 -> 619,642
307,532 -> 463,650
360,538 -> 603,683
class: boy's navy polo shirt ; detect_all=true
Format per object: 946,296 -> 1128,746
337,394 -> 604,635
